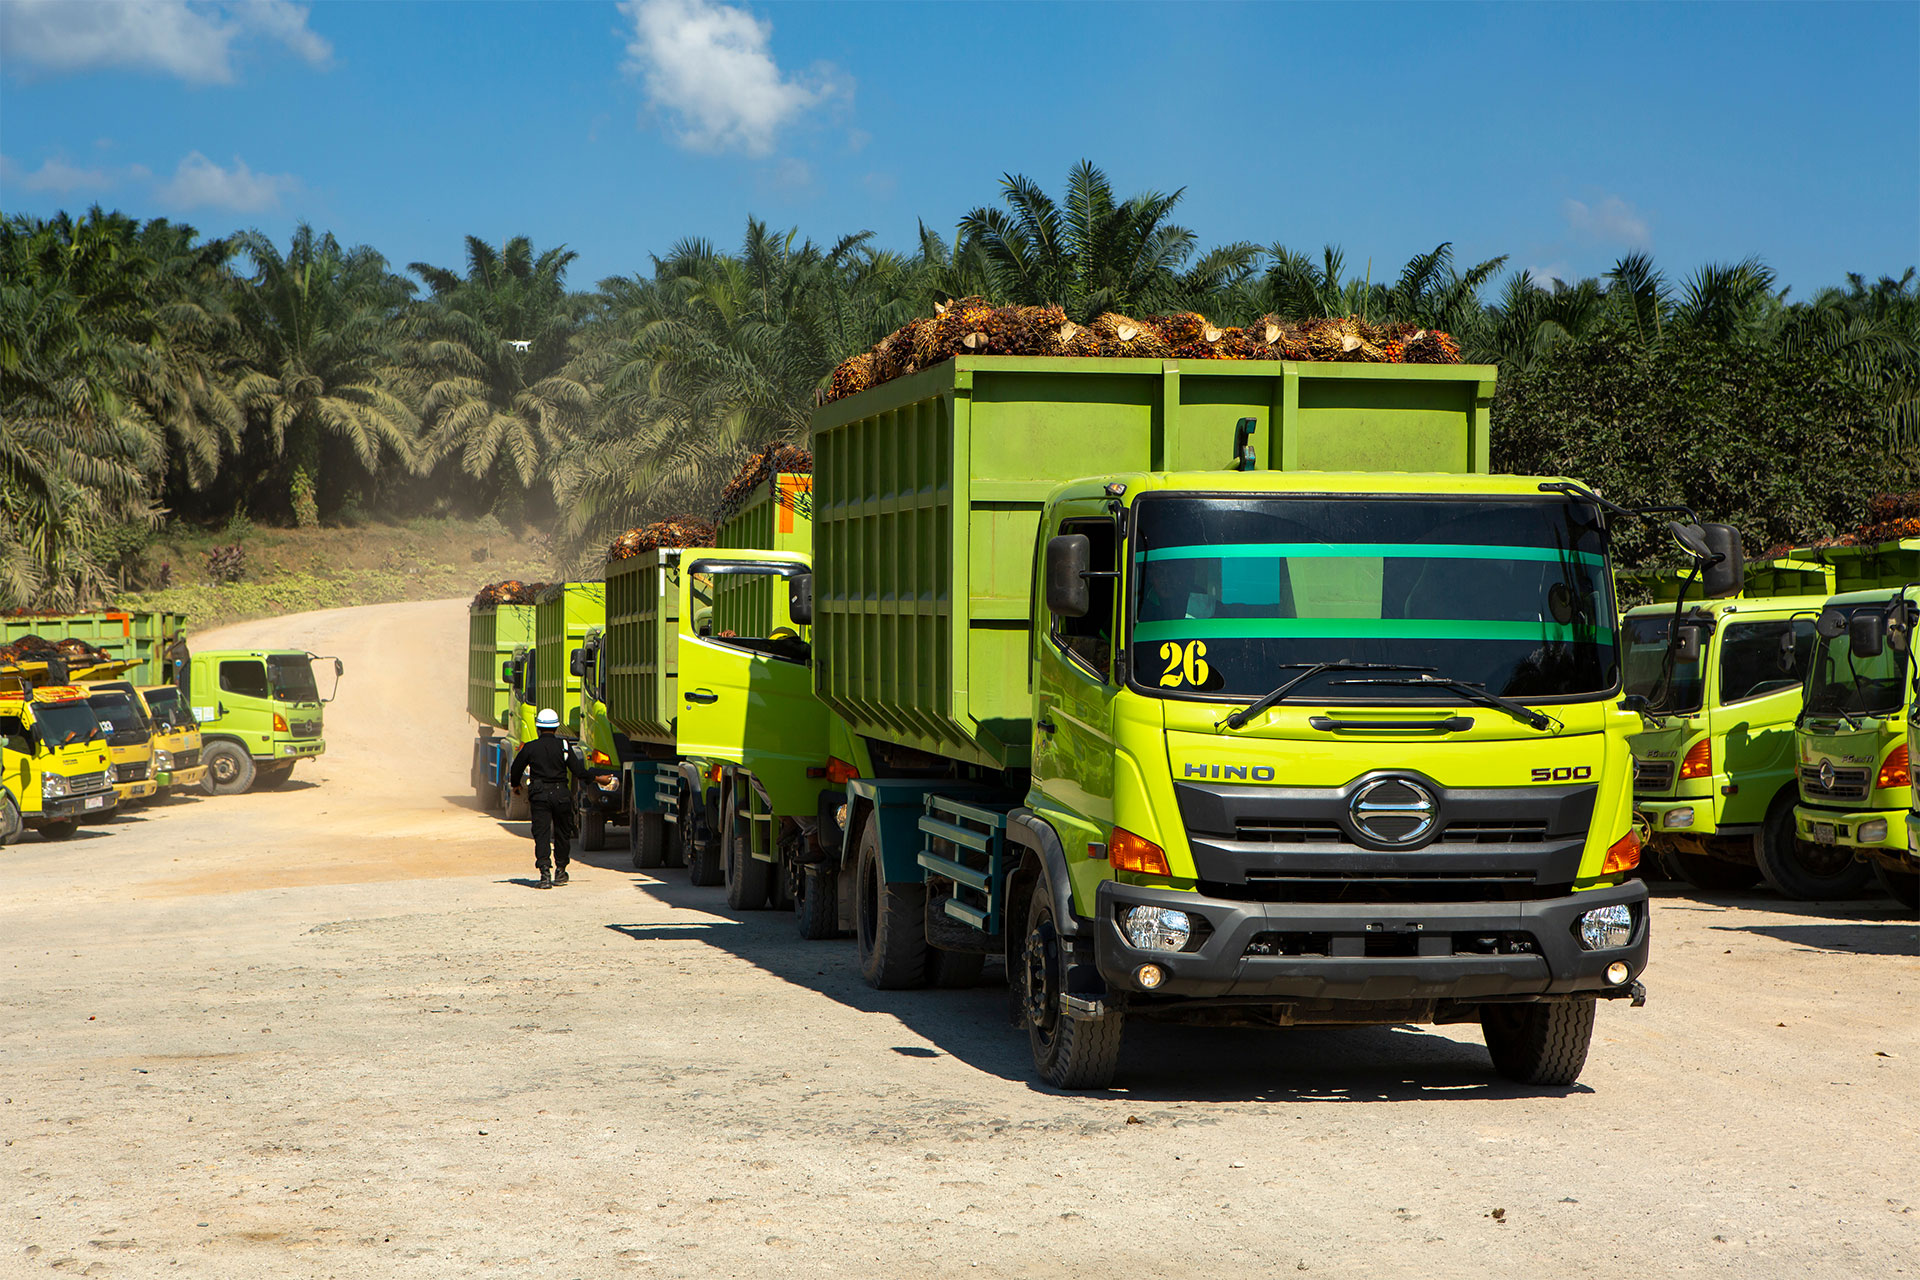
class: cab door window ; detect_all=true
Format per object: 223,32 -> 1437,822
1719,619 -> 1815,704
1050,518 -> 1117,679
219,660 -> 269,699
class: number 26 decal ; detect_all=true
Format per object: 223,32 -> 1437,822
1158,640 -> 1210,688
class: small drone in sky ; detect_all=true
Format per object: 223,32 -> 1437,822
507,340 -> 532,353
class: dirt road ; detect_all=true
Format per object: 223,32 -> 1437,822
3,598 -> 1916,1278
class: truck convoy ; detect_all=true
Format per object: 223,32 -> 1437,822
563,354 -> 1747,1089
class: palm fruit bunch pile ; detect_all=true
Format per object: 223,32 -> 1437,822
821,302 -> 1463,403
721,443 -> 813,507
1851,491 -> 1920,545
0,635 -> 110,666
471,580 -> 551,607
604,516 -> 716,563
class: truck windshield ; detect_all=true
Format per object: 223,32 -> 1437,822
33,701 -> 101,748
1128,495 -> 1615,702
267,655 -> 319,702
1622,615 -> 1703,714
1805,611 -> 1910,719
142,687 -> 195,729
88,692 -> 150,744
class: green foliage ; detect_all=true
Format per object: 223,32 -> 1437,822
1494,332 -> 1901,568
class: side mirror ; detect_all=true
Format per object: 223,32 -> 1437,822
333,658 -> 344,677
569,647 -> 586,678
1667,521 -> 1711,561
789,573 -> 814,626
1849,610 -> 1885,658
1045,534 -> 1091,618
1815,608 -> 1847,640
1675,623 -> 1706,664
1698,523 -> 1744,598
501,660 -> 514,685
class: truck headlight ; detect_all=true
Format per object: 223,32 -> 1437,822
1577,904 -> 1634,951
42,774 -> 70,799
152,750 -> 173,771
1661,807 -> 1695,829
1858,819 -> 1888,844
1121,906 -> 1193,952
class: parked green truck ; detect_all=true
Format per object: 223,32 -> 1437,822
764,353 -> 1718,1088
1791,539 -> 1917,909
178,648 -> 341,793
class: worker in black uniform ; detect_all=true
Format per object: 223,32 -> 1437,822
509,708 -> 614,888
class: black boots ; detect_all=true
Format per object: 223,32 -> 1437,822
553,869 -> 570,886
537,872 -> 553,890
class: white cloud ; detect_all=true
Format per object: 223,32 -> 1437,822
1563,195 -> 1650,247
0,0 -> 331,85
155,152 -> 298,211
5,154 -> 116,194
619,0 -> 847,156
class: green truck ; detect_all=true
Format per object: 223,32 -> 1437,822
469,597 -> 538,815
177,648 -> 341,793
760,353 -> 1721,1089
1622,551 -> 1841,893
1,609 -> 187,685
1792,539 -> 1918,908
531,581 -> 627,850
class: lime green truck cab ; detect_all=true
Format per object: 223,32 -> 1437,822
673,466 -> 879,930
1621,560 -> 1846,894
179,649 -> 340,794
793,354 -> 1703,1089
0,685 -> 118,841
469,599 -> 537,814
1792,543 -> 1918,908
532,582 -> 625,849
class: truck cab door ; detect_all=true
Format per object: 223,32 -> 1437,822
1032,503 -> 1120,834
674,551 -> 829,817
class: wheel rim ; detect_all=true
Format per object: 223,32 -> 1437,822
1023,913 -> 1061,1045
212,753 -> 237,783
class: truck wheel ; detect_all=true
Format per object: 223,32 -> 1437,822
257,762 -> 295,789
665,790 -> 688,869
927,946 -> 987,989
855,818 -> 929,989
794,864 -> 840,939
0,792 -> 23,846
686,795 -> 723,886
1020,879 -> 1123,1089
1665,849 -> 1762,891
1481,998 -> 1595,1086
770,852 -> 795,912
1874,861 -> 1920,911
475,775 -> 495,810
1753,802 -> 1873,900
38,818 -> 79,842
201,742 -> 255,796
499,774 -> 529,821
581,811 -> 607,852
631,811 -> 666,870
724,785 -> 772,910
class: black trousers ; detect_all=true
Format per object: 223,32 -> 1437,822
528,787 -> 576,873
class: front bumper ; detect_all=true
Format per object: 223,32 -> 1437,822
1094,879 -> 1649,1002
578,779 -> 624,814
34,790 -> 117,821
1636,796 -> 1727,838
163,766 -> 208,789
272,737 -> 326,759
1795,804 -> 1906,851
111,779 -> 158,803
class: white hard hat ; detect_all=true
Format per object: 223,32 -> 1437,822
535,708 -> 561,729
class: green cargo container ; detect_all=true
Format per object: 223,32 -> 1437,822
467,602 -> 536,728
714,470 -> 813,638
534,582 -> 604,734
1821,538 -> 1920,594
810,355 -> 1497,769
605,549 -> 712,747
1619,552 -> 1835,605
1,610 -> 187,684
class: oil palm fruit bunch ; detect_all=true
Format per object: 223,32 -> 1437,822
1401,328 -> 1462,363
1153,313 -> 1233,360
824,351 -> 876,404
1852,491 -> 1920,544
1006,304 -> 1071,355
605,517 -> 716,563
928,295 -> 998,360
722,443 -> 814,511
1301,316 -> 1387,362
1087,312 -> 1171,358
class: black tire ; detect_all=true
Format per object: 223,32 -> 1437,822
855,817 -> 929,989
201,741 -> 256,796
794,863 -> 840,939
1754,801 -> 1874,900
631,810 -> 666,870
724,782 -> 773,910
37,817 -> 79,842
1665,849 -> 1762,891
1873,861 -> 1920,912
927,945 -> 987,989
770,847 -> 795,912
500,772 -> 529,821
686,790 -> 724,886
1019,875 -> 1124,1089
257,761 -> 295,789
0,792 -> 23,846
581,809 -> 607,851
1481,998 -> 1596,1086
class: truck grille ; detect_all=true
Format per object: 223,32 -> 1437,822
1800,764 -> 1871,802
172,748 -> 200,770
114,761 -> 150,783
289,719 -> 321,738
1236,820 -> 1548,846
1633,760 -> 1675,795
67,770 -> 110,794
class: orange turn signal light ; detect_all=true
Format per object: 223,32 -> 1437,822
1602,829 -> 1642,876
273,712 -> 289,733
1109,827 -> 1171,877
1878,744 -> 1910,791
826,756 -> 860,785
1679,739 -> 1712,780
590,749 -> 612,766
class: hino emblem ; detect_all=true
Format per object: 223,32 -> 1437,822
1818,759 -> 1836,790
1350,777 -> 1438,846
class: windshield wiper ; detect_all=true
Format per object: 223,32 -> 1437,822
1330,673 -> 1555,731
1220,661 -> 1437,731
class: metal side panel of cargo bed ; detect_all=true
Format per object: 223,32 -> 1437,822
468,602 -> 535,727
604,548 -> 712,747
534,582 -> 604,731
0,611 -> 187,686
715,471 -> 813,638
810,355 -> 1496,771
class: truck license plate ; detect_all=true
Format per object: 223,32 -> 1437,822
84,795 -> 106,810
1812,822 -> 1836,845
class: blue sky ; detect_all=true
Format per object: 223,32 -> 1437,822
2,0 -> 1914,299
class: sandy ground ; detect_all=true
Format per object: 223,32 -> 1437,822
3,597 -> 1917,1279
